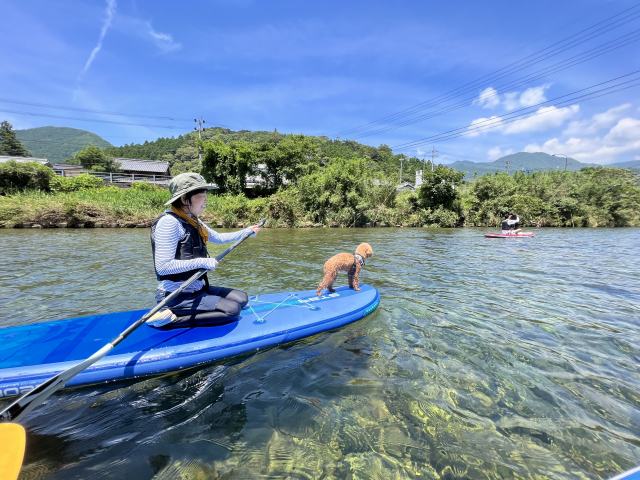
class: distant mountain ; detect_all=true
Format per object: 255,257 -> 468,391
16,126 -> 112,163
448,152 -> 598,178
609,159 -> 640,171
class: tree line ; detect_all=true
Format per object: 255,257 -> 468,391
1,120 -> 639,227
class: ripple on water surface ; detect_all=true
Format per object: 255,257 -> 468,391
0,228 -> 639,479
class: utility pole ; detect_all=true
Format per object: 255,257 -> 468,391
505,159 -> 511,174
430,146 -> 438,172
552,153 -> 568,172
194,117 -> 206,161
399,157 -> 404,183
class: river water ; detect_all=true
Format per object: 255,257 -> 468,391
1,228 -> 639,479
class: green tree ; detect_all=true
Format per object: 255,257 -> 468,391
74,145 -> 118,171
296,157 -> 377,226
0,121 -> 30,156
0,161 -> 54,194
418,165 -> 464,210
462,168 -> 640,227
201,139 -> 256,194
257,135 -> 319,190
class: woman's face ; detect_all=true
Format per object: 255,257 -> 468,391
184,191 -> 207,216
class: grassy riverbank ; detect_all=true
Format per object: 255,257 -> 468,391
1,166 -> 639,228
0,184 -> 272,228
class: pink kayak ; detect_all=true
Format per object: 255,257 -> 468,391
485,232 -> 535,238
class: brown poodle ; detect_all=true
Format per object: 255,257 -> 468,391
316,243 -> 373,296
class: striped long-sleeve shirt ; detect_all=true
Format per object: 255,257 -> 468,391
153,213 -> 252,295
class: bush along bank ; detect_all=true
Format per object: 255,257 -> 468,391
1,160 -> 639,229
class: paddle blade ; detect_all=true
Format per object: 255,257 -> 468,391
0,423 -> 26,480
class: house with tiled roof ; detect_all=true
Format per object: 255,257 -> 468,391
114,158 -> 170,175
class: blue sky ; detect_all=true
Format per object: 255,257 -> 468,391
1,0 -> 639,164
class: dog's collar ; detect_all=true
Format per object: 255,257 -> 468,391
354,253 -> 365,266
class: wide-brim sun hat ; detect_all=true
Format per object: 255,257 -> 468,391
165,172 -> 217,206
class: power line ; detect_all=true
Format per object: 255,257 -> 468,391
395,76 -> 640,149
352,28 -> 640,139
339,5 -> 640,137
392,69 -> 640,150
15,135 -> 188,143
0,109 -> 185,130
335,4 -> 640,138
435,149 -> 481,163
0,98 -> 193,123
394,68 -> 640,147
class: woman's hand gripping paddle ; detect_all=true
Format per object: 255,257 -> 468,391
0,219 -> 264,424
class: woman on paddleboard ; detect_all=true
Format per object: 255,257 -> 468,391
501,213 -> 522,235
149,172 -> 261,327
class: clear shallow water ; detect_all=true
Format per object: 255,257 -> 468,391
0,228 -> 639,479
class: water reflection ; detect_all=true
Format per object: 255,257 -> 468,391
0,228 -> 639,479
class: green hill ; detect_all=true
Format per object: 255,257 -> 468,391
16,126 -> 112,163
107,127 -> 425,183
448,152 -> 596,178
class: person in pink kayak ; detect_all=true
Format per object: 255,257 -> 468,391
501,213 -> 522,235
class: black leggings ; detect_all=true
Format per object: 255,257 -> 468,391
163,285 -> 249,327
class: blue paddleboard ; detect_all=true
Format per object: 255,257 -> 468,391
611,466 -> 640,480
0,285 -> 379,399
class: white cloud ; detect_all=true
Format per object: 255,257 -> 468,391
502,105 -> 579,134
503,92 -> 519,111
605,117 -> 640,142
113,16 -> 181,54
466,115 -> 503,137
472,84 -> 549,112
487,146 -> 514,160
519,85 -> 548,107
466,105 -> 577,137
502,85 -> 549,111
564,103 -> 631,136
474,87 -> 500,109
524,115 -> 640,164
142,21 -> 182,53
79,0 -> 117,80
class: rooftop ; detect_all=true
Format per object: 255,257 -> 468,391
114,158 -> 170,174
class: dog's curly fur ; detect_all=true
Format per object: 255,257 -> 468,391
316,243 -> 373,296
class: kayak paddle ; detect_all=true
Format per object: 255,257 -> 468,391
0,423 -> 26,480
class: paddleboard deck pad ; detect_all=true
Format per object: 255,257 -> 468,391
0,285 -> 379,399
484,232 -> 535,238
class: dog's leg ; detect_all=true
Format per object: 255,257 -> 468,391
317,276 -> 327,296
352,264 -> 361,291
317,268 -> 336,296
326,267 -> 337,293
